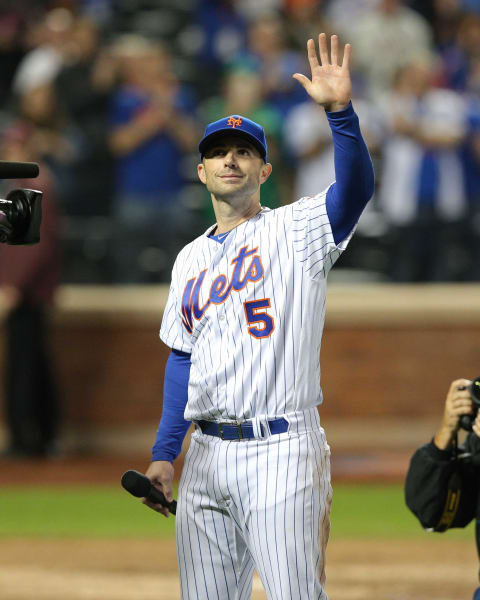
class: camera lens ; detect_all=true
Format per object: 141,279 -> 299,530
0,189 -> 42,245
471,377 -> 480,403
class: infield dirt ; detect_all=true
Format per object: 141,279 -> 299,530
0,537 -> 477,599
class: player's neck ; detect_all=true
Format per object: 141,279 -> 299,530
211,195 -> 262,235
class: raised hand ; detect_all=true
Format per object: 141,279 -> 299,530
433,379 -> 473,449
293,33 -> 352,112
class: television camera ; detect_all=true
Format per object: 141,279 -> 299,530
0,161 -> 42,245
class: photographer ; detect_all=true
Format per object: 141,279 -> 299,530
406,378 -> 480,600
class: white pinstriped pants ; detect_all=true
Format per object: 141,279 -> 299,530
176,408 -> 332,600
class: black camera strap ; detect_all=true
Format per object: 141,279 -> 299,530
434,434 -> 463,532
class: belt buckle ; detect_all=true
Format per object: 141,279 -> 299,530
217,422 -> 244,440
237,423 -> 244,440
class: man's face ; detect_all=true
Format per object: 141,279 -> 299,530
197,135 -> 271,202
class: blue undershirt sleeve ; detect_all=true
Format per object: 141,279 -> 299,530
325,102 -> 375,245
151,348 -> 191,463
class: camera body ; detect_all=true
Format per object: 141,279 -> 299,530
0,188 -> 42,245
459,377 -> 480,431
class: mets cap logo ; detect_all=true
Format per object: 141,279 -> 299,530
227,116 -> 242,129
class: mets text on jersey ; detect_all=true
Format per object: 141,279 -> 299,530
180,244 -> 274,339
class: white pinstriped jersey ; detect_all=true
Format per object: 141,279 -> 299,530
159,188 -> 353,422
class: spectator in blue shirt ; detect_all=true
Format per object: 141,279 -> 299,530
108,35 -> 200,282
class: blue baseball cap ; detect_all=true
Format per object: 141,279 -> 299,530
199,115 -> 268,162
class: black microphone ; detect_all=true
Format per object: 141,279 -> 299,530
0,161 -> 39,179
121,469 -> 177,515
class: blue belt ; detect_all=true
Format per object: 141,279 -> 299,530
196,418 -> 289,440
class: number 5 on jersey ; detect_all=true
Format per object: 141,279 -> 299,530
243,299 -> 275,339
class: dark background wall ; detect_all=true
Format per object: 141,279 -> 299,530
1,284 -> 479,454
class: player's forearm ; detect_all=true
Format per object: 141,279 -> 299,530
325,102 -> 375,244
152,349 -> 192,462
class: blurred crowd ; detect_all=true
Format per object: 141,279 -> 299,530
1,0 -> 480,284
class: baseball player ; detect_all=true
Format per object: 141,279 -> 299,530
143,33 -> 374,599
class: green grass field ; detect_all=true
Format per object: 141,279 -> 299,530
0,483 -> 474,540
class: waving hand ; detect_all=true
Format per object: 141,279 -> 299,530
293,33 -> 352,112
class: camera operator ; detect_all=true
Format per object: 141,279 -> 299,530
0,121 -> 61,458
406,378 -> 480,600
